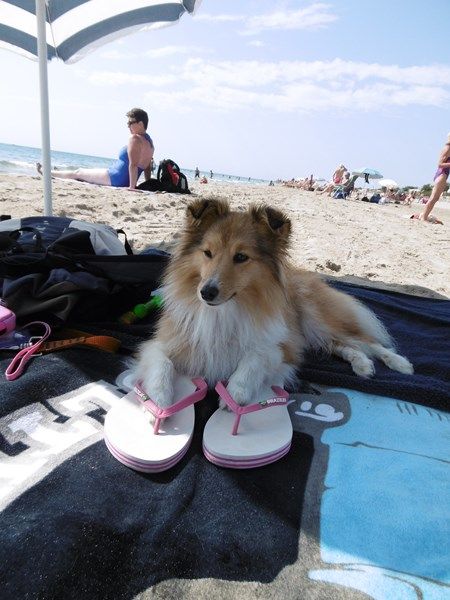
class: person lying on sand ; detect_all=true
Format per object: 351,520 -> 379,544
36,108 -> 153,191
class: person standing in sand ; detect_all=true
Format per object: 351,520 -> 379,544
411,133 -> 450,224
36,108 -> 154,191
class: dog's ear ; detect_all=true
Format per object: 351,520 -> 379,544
250,205 -> 291,240
186,198 -> 230,229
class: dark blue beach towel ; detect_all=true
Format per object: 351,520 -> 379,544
0,283 -> 448,599
301,281 -> 450,410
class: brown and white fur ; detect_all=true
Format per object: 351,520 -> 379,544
136,198 -> 413,408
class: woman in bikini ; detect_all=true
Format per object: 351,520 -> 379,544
412,133 -> 450,224
332,164 -> 347,185
318,164 -> 347,196
36,108 -> 154,191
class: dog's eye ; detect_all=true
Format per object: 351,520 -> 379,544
233,252 -> 248,263
203,249 -> 212,258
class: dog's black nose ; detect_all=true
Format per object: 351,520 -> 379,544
200,284 -> 219,302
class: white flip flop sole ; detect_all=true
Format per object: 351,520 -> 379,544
105,375 -> 201,473
203,383 -> 293,469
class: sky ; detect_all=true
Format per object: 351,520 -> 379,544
1,0 -> 449,185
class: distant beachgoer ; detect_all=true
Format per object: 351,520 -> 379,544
194,166 -> 200,178
297,174 -> 315,191
332,164 -> 347,185
200,176 -> 208,184
210,170 -> 213,178
318,165 -> 347,196
411,133 -> 450,224
404,190 -> 417,206
36,108 -> 154,191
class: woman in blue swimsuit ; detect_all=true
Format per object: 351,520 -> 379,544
37,108 -> 154,190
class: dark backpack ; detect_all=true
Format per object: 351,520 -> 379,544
137,159 -> 190,194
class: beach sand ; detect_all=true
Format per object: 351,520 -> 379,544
1,173 -> 449,299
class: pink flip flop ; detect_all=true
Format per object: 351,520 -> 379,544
202,381 -> 293,469
104,374 -> 207,473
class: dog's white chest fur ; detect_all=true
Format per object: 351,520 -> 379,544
166,298 -> 289,383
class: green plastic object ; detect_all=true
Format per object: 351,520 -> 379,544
134,295 -> 164,318
119,294 -> 163,324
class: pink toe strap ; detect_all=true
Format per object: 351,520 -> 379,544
215,381 -> 289,435
134,378 -> 207,434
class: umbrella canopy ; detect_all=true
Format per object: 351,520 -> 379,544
351,168 -> 384,179
0,0 -> 201,214
377,178 -> 399,189
0,0 -> 199,62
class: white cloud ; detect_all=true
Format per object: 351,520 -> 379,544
99,49 -> 135,60
144,45 -> 205,58
244,4 -> 338,35
86,71 -> 176,86
180,58 -> 450,89
82,57 -> 450,113
194,13 -> 244,23
276,82 -> 450,111
100,45 -> 206,60
247,40 -> 265,48
145,81 -> 450,114
193,4 -> 338,34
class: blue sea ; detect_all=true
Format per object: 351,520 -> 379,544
0,142 -> 268,185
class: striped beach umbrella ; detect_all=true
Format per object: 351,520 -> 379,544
0,0 -> 201,214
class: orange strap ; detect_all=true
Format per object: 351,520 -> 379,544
40,329 -> 121,354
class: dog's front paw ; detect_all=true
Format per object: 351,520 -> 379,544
352,356 -> 375,378
141,373 -> 174,410
223,379 -> 253,408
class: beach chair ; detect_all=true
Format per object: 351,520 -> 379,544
332,174 -> 358,199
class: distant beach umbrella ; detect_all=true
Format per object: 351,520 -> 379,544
351,168 -> 384,180
0,0 -> 201,214
377,178 -> 399,189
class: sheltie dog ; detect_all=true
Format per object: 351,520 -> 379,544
136,198 -> 413,408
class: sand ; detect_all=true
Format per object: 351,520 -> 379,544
0,173 -> 449,299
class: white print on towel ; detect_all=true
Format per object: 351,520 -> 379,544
0,381 -> 120,511
289,387 -> 450,600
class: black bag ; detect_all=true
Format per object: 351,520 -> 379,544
0,217 -> 169,325
136,178 -> 161,192
137,159 -> 190,194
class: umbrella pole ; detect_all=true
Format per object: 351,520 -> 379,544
36,0 -> 52,216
